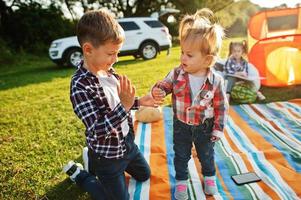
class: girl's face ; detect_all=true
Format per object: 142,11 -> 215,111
232,45 -> 244,60
180,40 -> 213,76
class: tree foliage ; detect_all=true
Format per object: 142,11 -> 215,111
172,0 -> 234,14
58,0 -> 173,17
215,0 -> 260,37
0,0 -> 75,53
0,0 -> 261,56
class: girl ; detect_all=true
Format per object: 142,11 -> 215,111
224,41 -> 265,101
152,8 -> 228,199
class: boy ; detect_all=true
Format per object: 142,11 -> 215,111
63,9 -> 159,200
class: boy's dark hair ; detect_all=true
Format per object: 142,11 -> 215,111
228,40 -> 248,57
77,9 -> 124,47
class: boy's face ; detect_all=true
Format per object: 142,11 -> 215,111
180,41 -> 212,75
84,41 -> 123,71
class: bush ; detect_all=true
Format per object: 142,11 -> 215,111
0,39 -> 14,65
1,2 -> 76,54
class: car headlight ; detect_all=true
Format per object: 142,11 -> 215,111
50,42 -> 62,48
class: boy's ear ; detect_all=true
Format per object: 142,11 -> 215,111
82,42 -> 93,56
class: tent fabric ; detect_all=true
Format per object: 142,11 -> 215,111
128,101 -> 301,199
248,7 -> 301,87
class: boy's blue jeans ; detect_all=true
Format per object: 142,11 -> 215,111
173,117 -> 216,180
75,130 -> 151,200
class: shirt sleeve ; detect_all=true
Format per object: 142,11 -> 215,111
131,97 -> 140,110
245,62 -> 249,75
212,78 -> 229,138
152,70 -> 174,95
71,85 -> 128,140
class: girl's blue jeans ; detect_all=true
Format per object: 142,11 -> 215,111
173,117 -> 216,180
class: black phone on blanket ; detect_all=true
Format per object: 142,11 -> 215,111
231,172 -> 261,185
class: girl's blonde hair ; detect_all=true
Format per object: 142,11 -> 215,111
179,8 -> 224,56
228,40 -> 248,57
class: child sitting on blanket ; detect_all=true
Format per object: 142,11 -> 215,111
224,40 -> 265,102
152,8 -> 229,198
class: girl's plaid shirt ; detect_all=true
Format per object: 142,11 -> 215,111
70,64 -> 139,159
224,56 -> 249,75
154,66 -> 228,138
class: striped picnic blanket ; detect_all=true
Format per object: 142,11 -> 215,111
128,99 -> 301,200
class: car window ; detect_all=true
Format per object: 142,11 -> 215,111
119,21 -> 140,31
144,20 -> 164,28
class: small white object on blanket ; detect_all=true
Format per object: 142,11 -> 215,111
135,106 -> 162,123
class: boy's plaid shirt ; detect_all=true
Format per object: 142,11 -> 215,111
154,66 -> 228,138
70,64 -> 139,159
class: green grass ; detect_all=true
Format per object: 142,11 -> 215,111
0,40 -> 301,199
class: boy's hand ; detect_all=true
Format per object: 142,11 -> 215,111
139,94 -> 164,107
118,75 -> 136,112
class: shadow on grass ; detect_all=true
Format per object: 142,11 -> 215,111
0,64 -> 74,91
43,156 -> 90,200
260,85 -> 301,103
43,179 -> 89,200
0,57 -> 145,91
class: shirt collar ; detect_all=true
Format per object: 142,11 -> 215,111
230,56 -> 247,64
178,65 -> 215,85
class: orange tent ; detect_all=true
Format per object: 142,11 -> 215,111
248,7 -> 301,87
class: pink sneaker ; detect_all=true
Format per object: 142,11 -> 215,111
175,180 -> 188,200
204,176 -> 218,195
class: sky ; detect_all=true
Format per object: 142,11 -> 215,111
249,0 -> 301,8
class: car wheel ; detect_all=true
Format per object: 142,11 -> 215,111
139,42 -> 158,60
65,48 -> 83,67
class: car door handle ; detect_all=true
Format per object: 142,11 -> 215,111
136,32 -> 143,35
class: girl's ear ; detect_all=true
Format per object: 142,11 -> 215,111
205,55 -> 214,67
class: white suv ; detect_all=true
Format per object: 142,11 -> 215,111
49,17 -> 172,67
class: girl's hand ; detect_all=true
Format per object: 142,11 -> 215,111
210,136 -> 220,142
235,71 -> 247,77
139,94 -> 163,107
151,87 -> 166,105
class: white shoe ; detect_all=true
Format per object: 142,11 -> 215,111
204,176 -> 218,195
63,160 -> 83,182
174,180 -> 188,200
83,147 -> 89,173
257,91 -> 266,101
